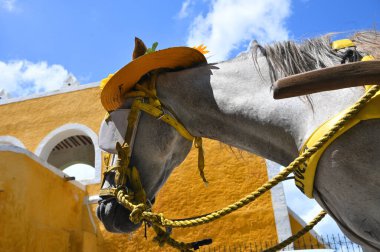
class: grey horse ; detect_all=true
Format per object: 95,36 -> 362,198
97,31 -> 380,251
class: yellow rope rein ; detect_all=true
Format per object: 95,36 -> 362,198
115,85 -> 379,251
262,210 -> 327,252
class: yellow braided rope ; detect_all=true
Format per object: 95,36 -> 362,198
263,210 -> 327,252
148,211 -> 326,251
151,225 -> 193,252
115,85 -> 379,248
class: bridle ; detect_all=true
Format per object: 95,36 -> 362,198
99,72 -> 206,207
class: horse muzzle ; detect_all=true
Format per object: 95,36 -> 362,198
96,194 -> 156,233
96,197 -> 142,233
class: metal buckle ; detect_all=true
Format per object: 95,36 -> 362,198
157,111 -> 165,120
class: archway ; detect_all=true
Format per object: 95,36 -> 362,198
35,124 -> 101,183
46,134 -> 95,169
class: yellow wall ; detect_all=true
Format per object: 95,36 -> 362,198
0,150 -> 96,252
289,212 -> 325,249
0,87 -> 104,151
88,139 -> 278,251
0,143 -> 278,252
0,86 -> 303,251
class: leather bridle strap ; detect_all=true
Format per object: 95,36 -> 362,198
133,99 -> 194,141
99,98 -> 145,200
132,97 -> 207,184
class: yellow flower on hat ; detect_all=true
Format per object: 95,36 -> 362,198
193,44 -> 209,55
99,73 -> 114,90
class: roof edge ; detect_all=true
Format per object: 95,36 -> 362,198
0,82 -> 100,106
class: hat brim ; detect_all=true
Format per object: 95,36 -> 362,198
101,47 -> 207,112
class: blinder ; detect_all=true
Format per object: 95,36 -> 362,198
99,109 -> 131,154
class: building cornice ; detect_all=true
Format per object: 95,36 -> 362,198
0,82 -> 100,106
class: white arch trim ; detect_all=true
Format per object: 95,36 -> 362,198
35,123 -> 101,184
0,135 -> 26,148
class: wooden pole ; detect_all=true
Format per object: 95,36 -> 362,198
273,60 -> 380,99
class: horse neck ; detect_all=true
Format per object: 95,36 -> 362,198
156,53 -> 365,166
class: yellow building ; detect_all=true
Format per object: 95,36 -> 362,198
0,83 -> 322,251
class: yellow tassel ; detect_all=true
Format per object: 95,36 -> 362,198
194,137 -> 208,185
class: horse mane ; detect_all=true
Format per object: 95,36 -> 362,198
251,30 -> 380,83
352,30 -> 380,58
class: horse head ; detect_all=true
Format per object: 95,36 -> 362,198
96,101 -> 193,232
96,38 -> 205,233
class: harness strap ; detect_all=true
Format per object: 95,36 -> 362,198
132,91 -> 206,181
194,137 -> 207,184
100,98 -> 142,198
133,99 -> 194,141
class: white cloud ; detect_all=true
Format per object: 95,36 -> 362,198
178,0 -> 194,19
0,60 -> 78,98
185,0 -> 291,61
1,0 -> 16,12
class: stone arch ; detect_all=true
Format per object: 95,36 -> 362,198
0,135 -> 26,148
35,123 -> 101,183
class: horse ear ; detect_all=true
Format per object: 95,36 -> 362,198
133,37 -> 147,59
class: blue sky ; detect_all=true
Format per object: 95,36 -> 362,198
1,0 -> 379,239
1,0 -> 379,97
